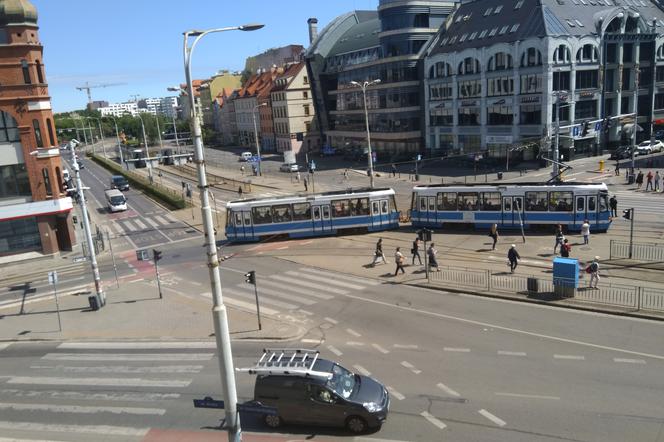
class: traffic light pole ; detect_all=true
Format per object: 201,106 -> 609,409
253,277 -> 262,331
629,208 -> 634,259
153,249 -> 163,299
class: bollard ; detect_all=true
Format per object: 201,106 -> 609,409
599,160 -> 605,172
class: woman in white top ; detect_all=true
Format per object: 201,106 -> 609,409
581,220 -> 590,245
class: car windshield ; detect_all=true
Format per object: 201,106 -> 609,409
639,142 -> 650,147
110,196 -> 125,205
326,363 -> 356,399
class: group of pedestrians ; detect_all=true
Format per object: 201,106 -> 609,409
634,169 -> 662,191
370,237 -> 439,276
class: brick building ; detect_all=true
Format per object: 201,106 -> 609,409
0,0 -> 75,256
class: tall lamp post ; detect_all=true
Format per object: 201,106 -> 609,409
103,115 -> 124,165
251,102 -> 267,176
88,117 -> 106,158
183,23 -> 264,442
631,66 -> 640,171
135,113 -> 150,158
350,79 -> 381,188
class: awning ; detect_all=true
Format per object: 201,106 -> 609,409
621,123 -> 644,134
654,119 -> 664,125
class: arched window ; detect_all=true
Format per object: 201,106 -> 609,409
553,45 -> 571,64
520,48 -> 542,67
436,62 -> 452,77
429,65 -> 435,78
42,168 -> 52,196
606,17 -> 622,33
576,44 -> 599,63
658,45 -> 664,61
625,16 -> 638,33
21,59 -> 31,84
33,119 -> 43,147
35,60 -> 44,83
0,110 -> 20,142
46,118 -> 55,146
458,57 -> 481,75
488,52 -> 513,71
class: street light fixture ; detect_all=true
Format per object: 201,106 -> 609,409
183,22 -> 263,442
87,116 -> 106,158
252,103 -> 267,176
350,79 -> 381,188
102,115 -> 123,165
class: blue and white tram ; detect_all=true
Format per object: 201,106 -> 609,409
411,182 -> 612,232
226,188 -> 399,242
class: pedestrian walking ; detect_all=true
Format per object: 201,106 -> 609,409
655,171 -> 661,192
553,224 -> 564,253
488,223 -> 499,250
411,237 -> 423,265
427,243 -> 440,271
587,256 -> 600,289
614,161 -> 620,176
636,170 -> 644,189
296,171 -> 301,183
394,247 -> 406,276
238,186 -> 243,199
370,238 -> 389,266
240,165 -> 245,175
303,177 -> 309,191
609,195 -> 618,218
561,239 -> 572,258
508,244 -> 520,273
391,163 -> 397,177
581,219 -> 590,245
343,168 -> 349,181
646,170 -> 654,191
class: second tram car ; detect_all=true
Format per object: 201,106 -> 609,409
226,188 -> 399,242
411,183 -> 611,232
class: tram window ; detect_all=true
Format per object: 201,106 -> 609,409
243,212 -> 252,226
503,199 -> 512,211
350,198 -> 370,216
292,203 -> 312,221
322,206 -> 330,218
514,197 -> 523,211
381,200 -> 389,214
272,204 -> 292,223
438,192 -> 457,210
234,212 -> 243,226
428,197 -> 436,211
313,206 -> 321,220
525,191 -> 548,211
599,194 -> 609,212
577,197 -> 585,211
390,195 -> 397,212
588,197 -> 596,212
252,206 -> 273,225
332,199 -> 351,217
458,192 -> 478,211
549,191 -> 573,212
482,192 -> 501,211
419,197 -> 427,211
411,193 -> 417,210
372,201 -> 380,215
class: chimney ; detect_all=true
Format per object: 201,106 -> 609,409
307,18 -> 318,44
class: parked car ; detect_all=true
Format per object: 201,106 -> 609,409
636,143 -> 653,156
638,140 -> 664,153
244,349 -> 389,434
610,146 -> 634,160
279,163 -> 300,172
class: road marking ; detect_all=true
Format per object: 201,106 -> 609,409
386,386 -> 405,400
145,217 -> 160,229
353,365 -> 372,376
420,411 -> 447,430
7,377 -> 190,388
0,343 -> 11,351
225,287 -> 298,310
285,271 -> 366,290
346,341 -> 365,346
393,344 -> 418,349
133,218 -> 148,230
436,382 -> 460,397
478,409 -> 506,427
0,389 -> 180,402
327,345 -> 343,356
58,342 -> 216,350
165,213 -> 178,223
123,219 -> 138,231
498,351 -> 527,357
0,421 -> 149,437
300,339 -> 320,344
236,284 -> 317,305
444,347 -> 470,353
495,392 -> 560,400
269,275 -> 347,295
298,309 -> 313,316
154,215 -> 170,225
346,328 -> 361,337
324,317 -> 339,324
42,353 -> 213,361
340,293 -> 664,361
260,279 -> 334,300
201,292 -> 280,316
0,402 -> 165,415
277,246 -> 289,250
400,361 -> 421,374
30,365 -> 203,374
372,343 -> 390,354
614,358 -> 646,364
299,267 -> 380,285
554,354 -> 585,360
247,244 -> 262,251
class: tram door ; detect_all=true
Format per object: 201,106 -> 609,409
233,210 -> 253,240
502,196 -> 524,227
372,198 -> 392,228
313,205 -> 332,233
416,196 -> 436,226
575,195 -> 597,228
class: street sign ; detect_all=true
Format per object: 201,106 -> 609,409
72,256 -> 88,263
136,249 -> 149,261
573,126 -> 580,137
594,121 -> 602,131
193,397 -> 225,409
48,271 -> 58,285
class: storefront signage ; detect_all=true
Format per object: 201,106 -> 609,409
578,92 -> 597,99
461,100 -> 477,107
604,33 -> 656,42
520,95 -> 540,104
486,135 -> 513,144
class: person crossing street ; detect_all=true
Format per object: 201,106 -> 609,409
394,247 -> 406,276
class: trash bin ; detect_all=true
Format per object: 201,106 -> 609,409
497,172 -> 503,180
627,174 -> 635,185
88,296 -> 99,311
415,174 -> 420,181
527,277 -> 538,294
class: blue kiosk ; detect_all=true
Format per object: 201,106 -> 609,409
553,257 -> 579,298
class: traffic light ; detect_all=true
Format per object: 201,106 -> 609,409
418,229 -> 432,242
581,121 -> 590,137
622,209 -> 632,220
152,249 -> 163,262
603,117 -> 610,134
245,270 -> 256,285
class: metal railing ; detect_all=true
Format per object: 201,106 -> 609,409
610,240 -> 664,262
429,265 -> 664,313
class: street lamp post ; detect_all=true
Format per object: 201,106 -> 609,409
350,79 -> 381,188
252,103 -> 266,176
88,117 -> 106,158
104,115 -> 123,165
136,113 -> 150,158
73,117 -> 88,146
155,115 -> 164,152
631,66 -> 640,171
183,23 -> 264,442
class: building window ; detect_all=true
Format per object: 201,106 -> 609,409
487,77 -> 514,96
553,45 -> 571,64
622,69 -> 631,90
33,119 -> 43,147
575,70 -> 598,89
623,43 -> 633,63
0,217 -> 41,254
621,96 -> 630,114
458,80 -> 481,97
303,105 -> 310,116
576,44 -> 598,63
458,134 -> 482,152
35,60 -> 44,83
47,118 -> 55,146
487,106 -> 513,125
303,75 -> 309,84
552,104 -> 570,122
435,62 -> 452,77
520,104 -> 541,125
0,163 -> 31,198
21,59 -> 31,84
658,67 -> 664,83
488,52 -> 512,71
42,168 -> 52,196
520,74 -> 542,93
655,93 -> 664,110
303,91 -> 308,99
0,111 -> 20,142
520,48 -> 542,67
430,108 -> 453,126
552,71 -> 570,91
458,57 -> 481,75
575,100 -> 597,119
605,69 -> 615,91
430,83 -> 453,100
606,43 -> 617,63
458,107 -> 481,126
604,98 -> 614,114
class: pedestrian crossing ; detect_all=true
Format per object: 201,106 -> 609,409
108,212 -> 181,237
221,267 -> 380,317
611,190 -> 664,216
0,341 -> 216,440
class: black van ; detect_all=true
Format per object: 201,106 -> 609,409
248,350 -> 389,434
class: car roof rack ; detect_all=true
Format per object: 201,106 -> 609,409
236,348 -> 332,380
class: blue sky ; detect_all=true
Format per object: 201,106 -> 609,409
32,0 -> 378,112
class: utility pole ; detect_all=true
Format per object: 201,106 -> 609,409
631,66 -> 640,172
623,208 -> 635,259
153,249 -> 163,299
553,92 -> 561,180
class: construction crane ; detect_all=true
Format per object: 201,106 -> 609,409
76,81 -> 127,104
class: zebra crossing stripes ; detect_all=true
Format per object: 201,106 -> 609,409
145,217 -> 160,229
269,274 -> 349,295
233,283 -> 318,305
133,218 -> 148,230
284,271 -> 367,290
223,287 -> 299,310
298,267 -> 381,286
612,191 -> 664,215
154,215 -> 170,225
201,291 -> 280,316
261,279 -> 334,300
